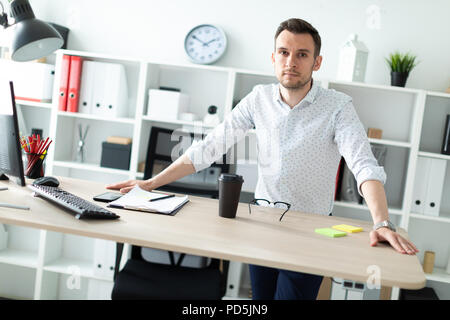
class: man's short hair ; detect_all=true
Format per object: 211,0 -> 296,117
275,18 -> 321,57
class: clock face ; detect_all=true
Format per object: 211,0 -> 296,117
184,24 -> 227,64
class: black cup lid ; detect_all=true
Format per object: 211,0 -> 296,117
219,173 -> 244,182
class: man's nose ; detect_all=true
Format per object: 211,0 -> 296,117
285,54 -> 297,68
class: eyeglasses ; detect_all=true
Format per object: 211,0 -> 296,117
248,198 -> 291,221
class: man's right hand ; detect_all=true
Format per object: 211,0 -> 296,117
106,179 -> 154,194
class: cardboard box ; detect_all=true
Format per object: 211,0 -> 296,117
368,128 -> 383,139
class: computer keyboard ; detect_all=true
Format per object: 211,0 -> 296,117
28,184 -> 120,220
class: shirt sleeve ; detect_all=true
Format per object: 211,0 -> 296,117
184,89 -> 256,172
333,100 -> 387,197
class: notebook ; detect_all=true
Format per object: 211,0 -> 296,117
108,185 -> 189,215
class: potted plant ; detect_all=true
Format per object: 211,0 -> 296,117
385,52 -> 419,87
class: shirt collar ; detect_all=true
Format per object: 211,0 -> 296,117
274,78 -> 319,110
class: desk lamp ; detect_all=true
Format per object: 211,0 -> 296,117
0,0 -> 63,61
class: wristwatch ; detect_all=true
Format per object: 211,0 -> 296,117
373,220 -> 396,232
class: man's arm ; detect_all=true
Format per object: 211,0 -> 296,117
106,154 -> 195,193
361,180 -> 419,255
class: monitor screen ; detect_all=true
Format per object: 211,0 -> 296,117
0,80 -> 25,186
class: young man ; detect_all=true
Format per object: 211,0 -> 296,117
107,18 -> 418,300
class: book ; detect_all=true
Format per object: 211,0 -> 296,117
108,185 -> 189,215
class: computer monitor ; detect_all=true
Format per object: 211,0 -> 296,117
0,80 -> 25,186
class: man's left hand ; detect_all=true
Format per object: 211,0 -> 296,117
369,227 -> 419,255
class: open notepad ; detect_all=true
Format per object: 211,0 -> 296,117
108,185 -> 189,215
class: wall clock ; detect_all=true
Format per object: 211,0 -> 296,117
184,24 -> 227,64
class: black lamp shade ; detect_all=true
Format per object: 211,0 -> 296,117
9,0 -> 63,61
11,18 -> 63,61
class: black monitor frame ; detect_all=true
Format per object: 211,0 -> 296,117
0,81 -> 26,186
144,126 -> 229,198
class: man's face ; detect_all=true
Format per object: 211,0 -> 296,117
272,30 -> 322,90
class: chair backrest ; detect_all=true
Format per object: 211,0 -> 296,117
112,243 -> 229,299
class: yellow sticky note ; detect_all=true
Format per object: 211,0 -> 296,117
332,224 -> 363,233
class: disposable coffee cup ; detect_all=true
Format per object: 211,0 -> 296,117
218,174 -> 244,219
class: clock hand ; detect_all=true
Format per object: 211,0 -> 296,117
192,35 -> 207,45
205,38 -> 219,46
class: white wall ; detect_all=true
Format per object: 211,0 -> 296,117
29,0 -> 450,91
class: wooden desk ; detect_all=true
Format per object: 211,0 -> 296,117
0,176 -> 425,290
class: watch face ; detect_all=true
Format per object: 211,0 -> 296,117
184,24 -> 227,64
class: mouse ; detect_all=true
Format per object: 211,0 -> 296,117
33,176 -> 60,187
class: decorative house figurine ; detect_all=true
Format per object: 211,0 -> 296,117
336,34 -> 369,82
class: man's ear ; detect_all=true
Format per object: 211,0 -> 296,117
271,52 -> 275,65
313,55 -> 322,71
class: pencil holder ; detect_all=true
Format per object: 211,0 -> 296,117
25,152 -> 47,179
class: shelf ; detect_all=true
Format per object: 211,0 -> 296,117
334,201 -> 403,216
57,111 -> 135,124
0,249 -> 38,268
425,267 -> 450,284
15,100 -> 53,109
418,151 -> 450,161
426,91 -> 450,99
368,138 -> 411,148
52,160 -> 131,176
409,213 -> 450,224
141,116 -> 216,129
44,257 -> 113,282
328,79 -> 422,94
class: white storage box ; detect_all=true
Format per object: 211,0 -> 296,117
0,59 -> 55,102
147,89 -> 189,121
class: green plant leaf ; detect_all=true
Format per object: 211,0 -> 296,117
385,51 -> 419,73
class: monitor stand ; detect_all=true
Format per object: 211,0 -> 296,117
0,173 -> 9,180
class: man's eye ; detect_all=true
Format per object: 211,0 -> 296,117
280,51 -> 288,55
299,53 -> 307,57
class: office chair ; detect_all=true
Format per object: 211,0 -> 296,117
111,243 -> 229,300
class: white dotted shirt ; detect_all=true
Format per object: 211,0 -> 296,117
185,80 -> 386,215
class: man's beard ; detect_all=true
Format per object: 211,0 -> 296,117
280,74 -> 311,90
278,64 -> 314,90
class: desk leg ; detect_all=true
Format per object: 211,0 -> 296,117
114,243 -> 124,281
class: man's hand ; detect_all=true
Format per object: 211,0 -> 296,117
106,179 -> 154,194
369,227 -> 419,255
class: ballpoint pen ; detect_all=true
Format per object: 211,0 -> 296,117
0,202 -> 30,210
149,194 -> 175,202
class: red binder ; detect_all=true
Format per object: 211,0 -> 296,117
67,56 -> 83,113
58,54 -> 71,111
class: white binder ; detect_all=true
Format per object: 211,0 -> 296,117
424,158 -> 447,217
225,261 -> 244,298
92,238 -> 106,277
93,239 -> 117,279
90,62 -> 108,117
412,157 -> 447,217
78,60 -> 95,114
90,62 -> 128,118
411,157 -> 430,214
103,63 -> 128,118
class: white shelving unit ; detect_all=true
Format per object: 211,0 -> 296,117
1,49 -> 449,300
